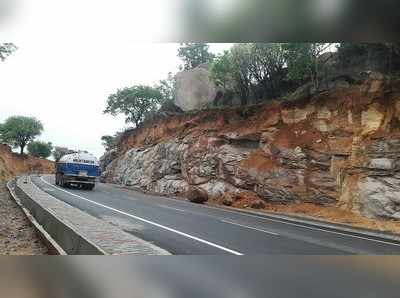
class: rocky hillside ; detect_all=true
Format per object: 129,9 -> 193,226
101,73 -> 400,220
0,144 -> 54,182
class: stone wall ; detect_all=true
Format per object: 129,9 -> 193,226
102,74 -> 400,220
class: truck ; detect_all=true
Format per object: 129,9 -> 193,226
55,151 -> 100,190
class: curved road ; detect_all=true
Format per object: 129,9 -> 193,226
32,175 -> 400,255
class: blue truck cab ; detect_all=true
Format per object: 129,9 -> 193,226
55,152 -> 100,190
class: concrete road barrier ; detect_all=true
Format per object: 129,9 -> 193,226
7,179 -> 66,255
14,176 -> 170,255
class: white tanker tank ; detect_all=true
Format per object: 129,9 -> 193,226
55,151 -> 100,190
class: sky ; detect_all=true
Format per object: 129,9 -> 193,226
0,0 -> 232,158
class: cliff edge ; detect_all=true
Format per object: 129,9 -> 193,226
101,73 -> 400,222
0,144 -> 54,182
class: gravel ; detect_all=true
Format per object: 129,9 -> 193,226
0,183 -> 47,255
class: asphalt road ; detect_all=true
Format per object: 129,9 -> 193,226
32,175 -> 400,255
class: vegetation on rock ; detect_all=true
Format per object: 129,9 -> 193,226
104,85 -> 168,127
101,131 -> 122,151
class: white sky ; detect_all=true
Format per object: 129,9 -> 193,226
0,0 -> 232,158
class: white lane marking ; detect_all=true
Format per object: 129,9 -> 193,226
133,195 -> 400,247
221,220 -> 279,236
43,187 -> 55,192
157,204 -> 186,212
147,195 -> 400,247
219,209 -> 400,247
156,199 -> 400,247
96,186 -> 137,200
122,196 -> 137,201
38,177 -> 243,255
41,175 -> 400,248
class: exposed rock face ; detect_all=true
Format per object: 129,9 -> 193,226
102,141 -> 190,194
174,64 -> 218,111
0,144 -> 55,182
102,74 -> 400,219
359,176 -> 400,220
338,138 -> 400,219
99,148 -> 118,172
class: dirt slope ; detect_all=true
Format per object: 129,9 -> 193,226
0,144 -> 54,183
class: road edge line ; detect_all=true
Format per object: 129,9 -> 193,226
102,180 -> 400,246
210,204 -> 400,245
40,176 -> 243,255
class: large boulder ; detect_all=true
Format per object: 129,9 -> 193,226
185,186 -> 209,204
250,199 -> 266,209
174,64 -> 218,111
359,176 -> 400,220
221,193 -> 235,206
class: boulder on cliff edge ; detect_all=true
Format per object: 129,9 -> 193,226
174,64 -> 218,111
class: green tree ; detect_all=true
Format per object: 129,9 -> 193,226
178,43 -> 215,70
337,43 -> 400,76
101,131 -> 122,151
0,116 -> 43,154
104,85 -> 164,127
52,146 -> 75,162
283,43 -> 332,88
101,135 -> 115,150
27,141 -> 53,158
247,43 -> 286,98
210,50 -> 234,89
283,43 -> 312,82
210,43 -> 254,106
156,72 -> 176,103
229,43 -> 253,106
211,44 -> 287,101
0,43 -> 17,61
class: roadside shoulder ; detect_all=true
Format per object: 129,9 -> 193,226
207,204 -> 400,244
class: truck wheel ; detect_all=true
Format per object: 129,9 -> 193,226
88,184 -> 95,191
60,175 -> 65,188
